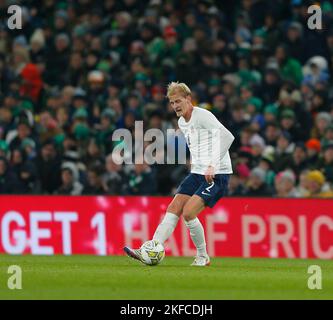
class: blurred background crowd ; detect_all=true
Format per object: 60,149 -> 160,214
1,0 -> 333,198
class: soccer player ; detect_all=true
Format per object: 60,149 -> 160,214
124,82 -> 234,266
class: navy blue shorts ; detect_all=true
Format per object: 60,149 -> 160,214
175,173 -> 230,208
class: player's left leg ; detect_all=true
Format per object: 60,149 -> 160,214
183,174 -> 230,266
182,195 -> 210,266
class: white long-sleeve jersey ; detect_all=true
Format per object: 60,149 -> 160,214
178,107 -> 234,175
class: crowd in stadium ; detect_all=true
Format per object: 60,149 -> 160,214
1,0 -> 333,198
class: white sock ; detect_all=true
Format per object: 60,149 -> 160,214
185,218 -> 207,257
153,212 -> 179,244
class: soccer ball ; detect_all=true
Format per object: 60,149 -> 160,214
140,240 -> 165,266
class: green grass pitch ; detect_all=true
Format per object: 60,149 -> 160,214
0,255 -> 332,300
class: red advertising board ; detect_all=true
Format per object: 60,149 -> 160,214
0,196 -> 332,259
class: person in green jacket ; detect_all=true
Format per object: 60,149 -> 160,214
275,44 -> 303,86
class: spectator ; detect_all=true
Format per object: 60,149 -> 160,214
274,131 -> 294,172
316,142 -> 333,184
311,112 -> 332,139
283,141 -> 308,174
83,166 -> 105,195
274,44 -> 303,85
0,140 -> 9,158
9,148 -> 38,193
56,163 -> 84,195
83,138 -> 104,169
295,169 -> 310,198
8,121 -> 34,151
244,167 -> 273,197
0,1 -> 332,197
305,138 -> 321,165
228,173 -> 246,196
35,140 -> 62,194
321,124 -> 333,147
304,170 -> 333,198
274,170 -> 300,198
126,162 -> 157,195
263,122 -> 280,147
257,152 -> 275,187
279,109 -> 303,142
102,154 -> 127,195
0,157 -> 21,194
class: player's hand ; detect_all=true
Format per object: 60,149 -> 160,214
205,166 -> 215,184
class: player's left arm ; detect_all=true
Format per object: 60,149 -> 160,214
200,110 -> 235,183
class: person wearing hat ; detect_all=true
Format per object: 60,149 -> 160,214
305,170 -> 333,198
87,70 -> 105,96
73,107 -> 88,122
258,153 -> 276,187
30,28 -> 45,64
263,104 -> 278,124
305,138 -> 321,164
71,88 -> 89,118
21,137 -> 37,160
45,33 -> 71,86
249,133 -> 266,164
280,108 -> 295,121
274,170 -> 300,198
250,114 -> 265,133
54,9 -> 69,34
244,167 -> 273,197
73,123 -> 90,141
245,96 -> 263,119
285,22 -> 304,63
55,162 -> 83,195
279,108 -> 303,142
311,112 -> 332,139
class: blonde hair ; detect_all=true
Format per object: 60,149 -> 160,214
166,81 -> 191,98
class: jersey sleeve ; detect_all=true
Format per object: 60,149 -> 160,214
198,109 -> 235,170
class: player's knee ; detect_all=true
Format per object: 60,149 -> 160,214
182,204 -> 196,221
166,203 -> 182,217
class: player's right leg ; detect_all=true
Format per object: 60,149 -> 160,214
152,193 -> 190,243
123,193 -> 191,261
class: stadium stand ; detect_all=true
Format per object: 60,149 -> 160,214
0,0 -> 333,197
